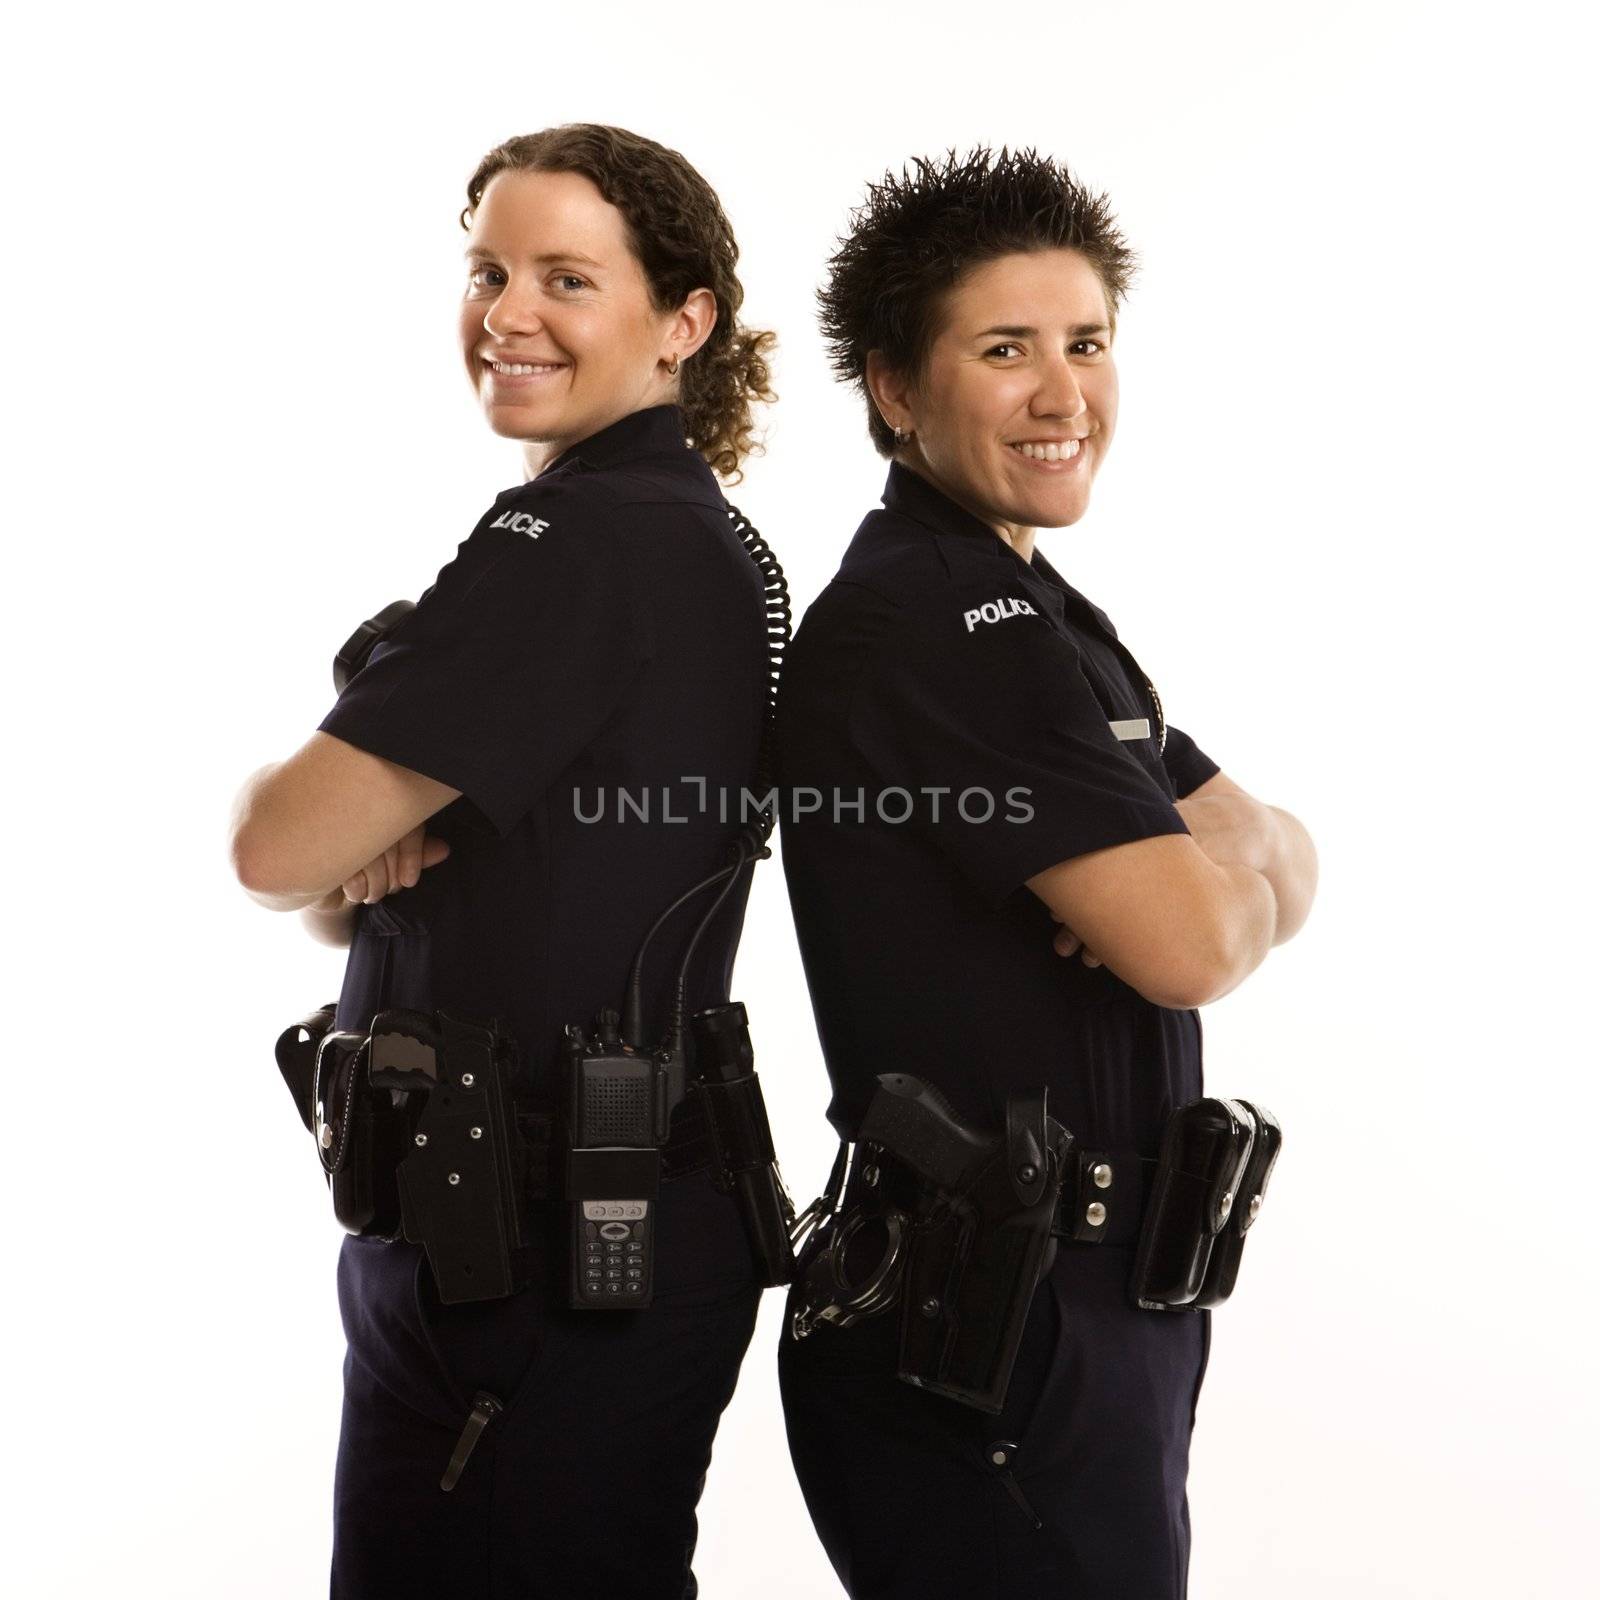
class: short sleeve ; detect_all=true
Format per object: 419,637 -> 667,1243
317,479 -> 647,839
1160,723 -> 1221,800
846,587 -> 1191,907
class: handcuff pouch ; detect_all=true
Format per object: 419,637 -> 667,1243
274,1004 -> 409,1237
274,1003 -> 335,1136
305,1016 -> 413,1240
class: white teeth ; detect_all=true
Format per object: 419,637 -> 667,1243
1012,439 -> 1081,462
487,359 -> 563,376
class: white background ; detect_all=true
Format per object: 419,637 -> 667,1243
5,2 -> 1595,1594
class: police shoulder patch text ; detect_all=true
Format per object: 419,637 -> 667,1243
963,595 -> 1037,634
490,507 -> 551,540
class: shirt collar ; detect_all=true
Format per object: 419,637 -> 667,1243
879,460 -> 1010,552
1029,545 -> 1119,637
877,460 -> 1070,623
877,459 -> 1124,638
538,403 -> 694,477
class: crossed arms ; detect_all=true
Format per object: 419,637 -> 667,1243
1026,770 -> 1317,1009
228,735 -> 1317,1003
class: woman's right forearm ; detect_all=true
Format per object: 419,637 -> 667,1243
300,895 -> 359,948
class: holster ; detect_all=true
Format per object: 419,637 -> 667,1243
370,1008 -> 531,1303
273,1003 -> 532,1302
893,1084 -> 1071,1413
848,1074 -> 1072,1414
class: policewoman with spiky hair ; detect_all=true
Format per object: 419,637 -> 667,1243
776,148 -> 1318,1596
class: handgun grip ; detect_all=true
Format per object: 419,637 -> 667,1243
859,1074 -> 994,1190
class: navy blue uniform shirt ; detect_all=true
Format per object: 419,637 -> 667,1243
317,404 -> 767,1103
777,460 -> 1220,1152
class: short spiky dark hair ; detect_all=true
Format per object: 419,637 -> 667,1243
818,146 -> 1139,456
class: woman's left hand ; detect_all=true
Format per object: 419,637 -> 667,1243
340,823 -> 451,905
1050,915 -> 1103,968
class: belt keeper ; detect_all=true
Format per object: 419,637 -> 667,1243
1066,1150 -> 1117,1243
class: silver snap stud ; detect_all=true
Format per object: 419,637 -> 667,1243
448,1172 -> 461,1186
414,1133 -> 428,1147
460,1073 -> 476,1089
1017,1163 -> 1038,1185
1086,1201 -> 1107,1227
1092,1162 -> 1113,1189
1219,1192 -> 1233,1220
920,1297 -> 941,1318
1249,1193 -> 1262,1220
990,1448 -> 1008,1466
470,1127 -> 483,1140
319,1126 -> 333,1149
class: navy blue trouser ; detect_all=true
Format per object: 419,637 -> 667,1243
331,1170 -> 761,1599
778,1242 -> 1211,1600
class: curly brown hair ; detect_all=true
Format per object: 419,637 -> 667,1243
819,146 -> 1139,457
462,124 -> 776,482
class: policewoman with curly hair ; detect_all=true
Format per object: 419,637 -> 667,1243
775,148 -> 1317,1598
230,124 -> 782,1597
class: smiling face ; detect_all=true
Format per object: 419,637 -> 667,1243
459,168 -> 696,468
868,248 -> 1119,547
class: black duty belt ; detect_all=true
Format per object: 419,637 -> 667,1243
827,1141 -> 1157,1249
272,1002 -> 715,1235
789,1082 -> 1282,1417
1050,1146 -> 1156,1247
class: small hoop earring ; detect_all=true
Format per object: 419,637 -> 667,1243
666,354 -> 681,377
893,426 -> 912,446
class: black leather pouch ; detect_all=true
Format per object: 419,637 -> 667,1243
1191,1100 -> 1281,1308
274,1003 -> 337,1135
1129,1097 -> 1257,1312
313,1026 -> 414,1239
274,1006 -> 414,1240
